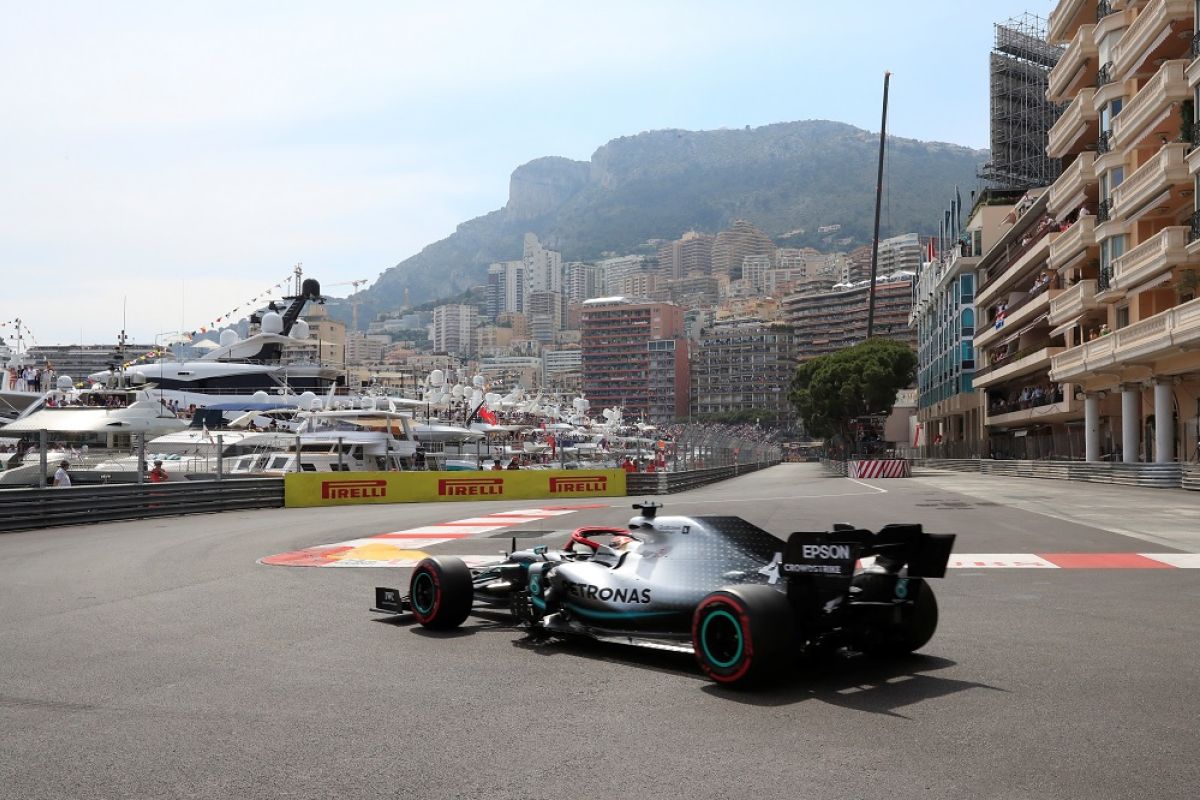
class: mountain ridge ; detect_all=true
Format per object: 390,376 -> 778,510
338,119 -> 987,326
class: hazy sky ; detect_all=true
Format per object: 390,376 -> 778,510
2,1 -> 1051,347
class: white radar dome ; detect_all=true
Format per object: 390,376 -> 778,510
261,312 -> 284,335
429,369 -> 445,387
252,391 -> 269,404
290,319 -> 310,340
298,391 -> 317,411
56,375 -> 74,391
472,375 -> 484,388
219,329 -> 240,347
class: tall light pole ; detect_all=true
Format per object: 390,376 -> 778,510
866,71 -> 892,341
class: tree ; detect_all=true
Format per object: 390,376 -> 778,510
789,338 -> 916,442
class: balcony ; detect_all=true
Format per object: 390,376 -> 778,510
1049,24 -> 1099,102
1050,215 -> 1098,270
986,397 -> 1076,427
1049,0 -> 1092,43
1051,295 -> 1200,379
973,347 -> 1066,389
975,290 -> 1054,350
1113,0 -> 1192,81
1111,59 -> 1190,151
1049,279 -> 1102,326
1049,151 -> 1097,217
975,230 -> 1059,308
1112,225 -> 1194,290
1110,141 -> 1190,219
1048,88 -> 1100,159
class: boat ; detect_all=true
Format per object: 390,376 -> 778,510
87,278 -> 341,409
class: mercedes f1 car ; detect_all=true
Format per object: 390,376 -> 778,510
373,503 -> 955,687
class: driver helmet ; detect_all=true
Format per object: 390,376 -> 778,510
610,534 -> 638,551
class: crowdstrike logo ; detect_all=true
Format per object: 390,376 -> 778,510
321,479 -> 387,500
548,475 -> 608,494
438,478 -> 504,496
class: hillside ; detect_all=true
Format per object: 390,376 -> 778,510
338,120 -> 986,327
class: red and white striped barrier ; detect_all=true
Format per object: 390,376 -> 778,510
848,459 -> 911,479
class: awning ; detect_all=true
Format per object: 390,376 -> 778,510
996,312 -> 1050,347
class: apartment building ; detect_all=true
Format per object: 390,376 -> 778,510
1042,0 -> 1200,464
712,220 -> 776,279
911,190 -> 1020,450
431,304 -> 478,356
784,273 -> 915,359
690,322 -> 796,424
580,298 -> 688,423
657,232 -> 714,279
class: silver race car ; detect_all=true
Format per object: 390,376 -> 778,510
373,503 -> 955,687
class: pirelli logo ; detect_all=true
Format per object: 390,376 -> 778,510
548,475 -> 608,494
321,479 -> 387,500
438,477 -> 505,497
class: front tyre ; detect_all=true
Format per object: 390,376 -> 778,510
692,586 -> 793,687
409,557 -> 473,630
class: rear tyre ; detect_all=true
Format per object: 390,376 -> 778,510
692,585 -> 793,687
409,557 -> 473,629
853,574 -> 939,655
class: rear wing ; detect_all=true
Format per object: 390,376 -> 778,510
781,524 -> 955,581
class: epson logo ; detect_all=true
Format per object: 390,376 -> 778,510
801,544 -> 852,561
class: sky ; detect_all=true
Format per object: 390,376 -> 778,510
1,0 -> 1054,348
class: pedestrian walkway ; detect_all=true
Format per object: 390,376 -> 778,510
910,470 -> 1200,552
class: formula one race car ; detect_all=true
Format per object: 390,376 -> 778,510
373,503 -> 955,687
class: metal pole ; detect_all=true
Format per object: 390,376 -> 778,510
38,429 -> 48,489
216,435 -> 224,481
337,436 -> 344,471
866,70 -> 891,340
295,433 -> 302,473
137,433 -> 145,484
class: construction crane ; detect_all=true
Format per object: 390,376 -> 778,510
326,279 -> 369,331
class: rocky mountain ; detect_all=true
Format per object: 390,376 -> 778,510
339,119 -> 987,327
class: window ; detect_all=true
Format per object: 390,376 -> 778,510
960,274 -> 974,301
962,308 -> 975,336
1116,305 -> 1130,329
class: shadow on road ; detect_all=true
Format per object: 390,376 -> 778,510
703,654 -> 1006,717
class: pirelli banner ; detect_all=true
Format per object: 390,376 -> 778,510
283,469 -> 627,508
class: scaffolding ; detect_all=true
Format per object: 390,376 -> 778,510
979,13 -> 1065,190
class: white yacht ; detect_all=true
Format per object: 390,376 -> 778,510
87,278 -> 342,409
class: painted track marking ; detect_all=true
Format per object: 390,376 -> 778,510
261,507 -> 581,567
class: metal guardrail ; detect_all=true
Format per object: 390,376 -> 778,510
626,461 -> 779,496
0,478 -> 284,533
911,458 -> 1188,489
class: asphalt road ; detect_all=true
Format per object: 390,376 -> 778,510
2,464 -> 1199,799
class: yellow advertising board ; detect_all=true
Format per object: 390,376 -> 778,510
284,469 -> 627,508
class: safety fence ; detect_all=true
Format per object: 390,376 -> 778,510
625,460 -> 778,495
0,478 -> 284,533
912,458 -> 1196,490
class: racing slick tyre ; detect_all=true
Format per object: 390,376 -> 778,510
409,557 -> 474,630
852,574 -> 939,655
692,585 -> 794,687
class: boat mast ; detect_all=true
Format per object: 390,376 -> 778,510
866,70 -> 891,340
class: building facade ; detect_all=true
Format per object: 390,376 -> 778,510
1040,0 -> 1200,464
784,272 -> 916,359
580,298 -> 688,423
431,304 -> 478,356
911,191 -> 1021,451
690,322 -> 796,424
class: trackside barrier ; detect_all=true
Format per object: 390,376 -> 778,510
284,469 -> 627,508
847,459 -> 910,479
913,459 -> 1190,489
820,458 -> 848,476
0,478 -> 284,533
625,461 -> 779,496
1183,465 -> 1200,492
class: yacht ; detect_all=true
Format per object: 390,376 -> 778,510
87,278 -> 342,409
